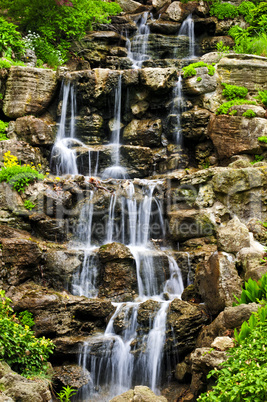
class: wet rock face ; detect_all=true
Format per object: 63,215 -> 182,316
195,251 -> 242,315
123,118 -> 162,147
14,116 -> 57,146
98,242 -> 137,301
3,66 -> 57,118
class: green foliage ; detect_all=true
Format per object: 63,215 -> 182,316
0,290 -> 54,376
242,109 -> 256,118
216,41 -> 230,55
250,154 -> 264,165
0,17 -> 25,58
256,90 -> 267,106
23,200 -> 36,210
229,109 -> 237,116
0,120 -> 8,141
198,305 -> 267,402
258,136 -> 267,144
233,273 -> 267,305
0,57 -> 26,69
216,99 -> 257,115
222,83 -> 248,100
18,311 -> 35,328
57,385 -> 77,402
0,165 -> 44,192
182,62 -> 215,78
24,32 -> 66,67
197,77 -> 202,82
209,1 -> 238,20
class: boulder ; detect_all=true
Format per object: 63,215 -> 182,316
196,303 -> 259,348
115,0 -> 148,14
98,243 -> 137,301
195,251 -> 242,315
3,66 -> 57,118
182,67 -> 217,95
123,118 -> 162,147
110,385 -> 167,401
217,54 -> 267,94
14,116 -> 57,146
216,217 -> 250,253
181,107 -> 211,141
208,115 -> 267,160
0,139 -> 46,169
211,336 -> 234,351
140,67 -> 177,92
53,364 -> 90,390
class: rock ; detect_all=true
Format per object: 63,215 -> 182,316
217,217 -> 250,253
98,243 -> 137,302
166,298 -> 209,358
196,303 -> 259,348
53,364 -> 90,390
208,115 -> 267,160
115,0 -> 148,14
130,100 -> 149,117
0,371 -> 51,402
182,67 -> 217,95
228,104 -> 266,118
140,67 -> 177,92
165,1 -> 198,22
110,385 -> 168,401
3,66 -> 57,118
195,251 -> 242,315
123,118 -> 162,147
152,0 -> 171,11
175,360 -> 191,382
14,116 -> 57,146
148,19 -> 180,35
181,107 -> 211,141
199,36 -> 235,53
217,54 -> 267,94
0,139 -> 46,169
211,336 -> 234,351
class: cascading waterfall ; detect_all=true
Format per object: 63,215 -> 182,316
50,11 -> 199,401
178,13 -> 195,58
127,12 -> 151,68
171,74 -> 184,145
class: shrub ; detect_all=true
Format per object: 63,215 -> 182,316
0,17 -> 25,58
23,200 -> 36,210
209,1 -> 238,20
256,90 -> 267,107
198,305 -> 267,402
258,136 -> 267,144
182,62 -> 215,78
0,290 -> 54,376
0,151 -> 44,192
216,99 -> 257,115
0,120 -> 8,141
250,154 -> 264,165
242,109 -> 256,118
229,109 -> 237,116
197,77 -> 202,82
222,83 -> 248,100
237,1 -> 256,22
233,273 -> 267,305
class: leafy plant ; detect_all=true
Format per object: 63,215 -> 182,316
0,151 -> 44,192
250,154 -> 264,165
23,200 -> 36,210
221,83 -> 248,100
182,62 -> 215,78
256,90 -> 267,107
216,99 -> 257,115
216,41 -> 230,55
0,290 -> 54,376
209,1 -> 238,20
197,77 -> 202,82
0,17 -> 25,58
229,109 -> 237,116
0,57 -> 25,69
57,385 -> 77,402
18,310 -> 35,328
198,305 -> 267,402
258,136 -> 267,144
242,109 -> 256,118
233,273 -> 267,305
0,120 -> 8,140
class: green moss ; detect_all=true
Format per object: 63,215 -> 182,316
258,136 -> 267,144
222,83 -> 248,100
242,109 -> 256,118
182,61 -> 215,78
216,99 -> 257,115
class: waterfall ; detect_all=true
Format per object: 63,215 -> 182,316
171,74 -> 184,145
102,73 -> 128,180
178,13 -> 195,58
127,12 -> 151,68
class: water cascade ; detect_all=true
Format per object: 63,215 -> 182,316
127,12 -> 151,68
178,13 -> 195,58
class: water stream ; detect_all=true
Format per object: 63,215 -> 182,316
50,10 -> 198,401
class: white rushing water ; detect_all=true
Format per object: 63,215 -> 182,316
127,12 -> 151,68
178,13 -> 195,58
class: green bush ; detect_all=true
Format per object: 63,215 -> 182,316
209,1 -> 238,20
0,17 -> 25,58
258,136 -> 267,144
0,57 -> 25,69
182,62 -> 215,78
0,120 -> 8,141
233,272 -> 267,305
0,290 -> 54,376
198,305 -> 267,402
222,83 -> 248,100
242,109 -> 256,118
23,200 -> 36,210
256,90 -> 267,106
216,99 -> 257,115
0,166 -> 44,192
237,1 -> 256,22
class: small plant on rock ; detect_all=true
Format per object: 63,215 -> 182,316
57,385 -> 77,402
222,83 -> 248,100
23,200 -> 36,210
233,272 -> 267,305
258,136 -> 267,144
242,109 -> 256,118
182,62 -> 215,78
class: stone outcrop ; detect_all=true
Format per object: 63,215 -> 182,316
110,385 -> 168,402
3,66 -> 57,118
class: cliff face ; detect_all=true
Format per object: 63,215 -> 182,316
0,2 -> 267,401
